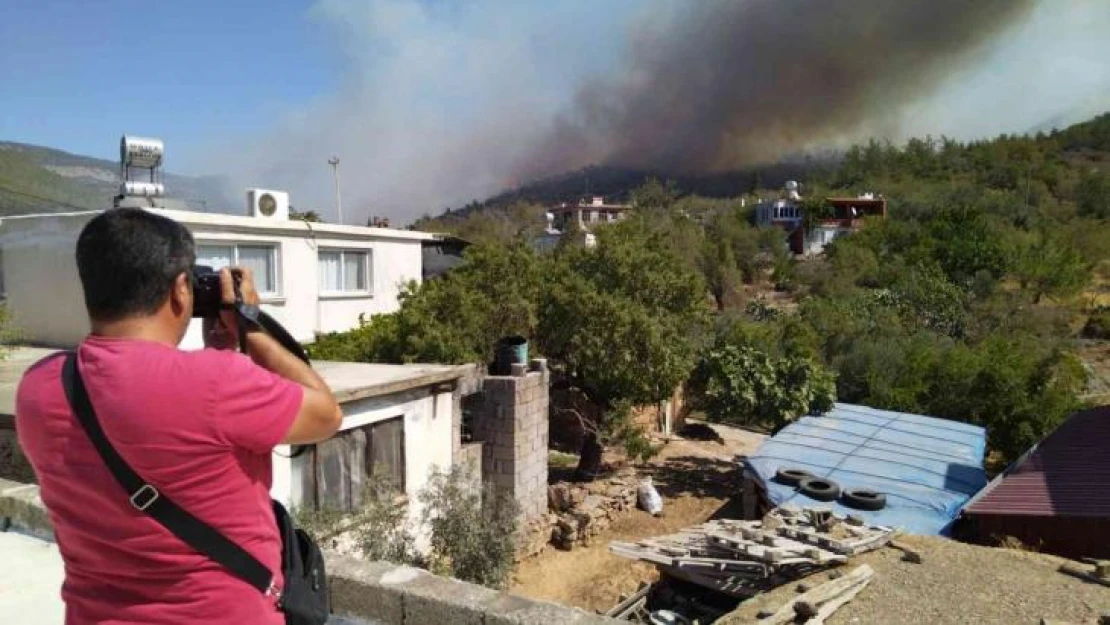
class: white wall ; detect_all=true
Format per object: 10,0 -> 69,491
272,385 -> 455,549
0,209 -> 431,349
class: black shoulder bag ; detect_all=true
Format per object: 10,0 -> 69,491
61,353 -> 330,625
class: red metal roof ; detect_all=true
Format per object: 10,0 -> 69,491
965,406 -> 1110,518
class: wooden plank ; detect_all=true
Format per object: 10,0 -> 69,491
605,583 -> 651,618
805,573 -> 873,624
757,565 -> 874,625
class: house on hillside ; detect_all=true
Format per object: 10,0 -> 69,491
0,203 -> 434,349
755,182 -> 886,255
961,405 -> 1110,559
534,195 -> 633,251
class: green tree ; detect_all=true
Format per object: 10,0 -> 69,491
537,219 -> 708,478
690,343 -> 836,430
289,208 -> 323,222
1076,169 -> 1110,219
1009,230 -> 1091,303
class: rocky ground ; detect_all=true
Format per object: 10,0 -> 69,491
510,420 -> 767,612
720,534 -> 1110,625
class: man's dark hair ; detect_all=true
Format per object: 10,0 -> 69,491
76,209 -> 196,321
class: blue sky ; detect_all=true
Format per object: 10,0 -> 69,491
0,0 -> 339,162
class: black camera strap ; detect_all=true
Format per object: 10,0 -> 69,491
60,352 -> 278,598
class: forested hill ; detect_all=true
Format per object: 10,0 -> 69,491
414,112 -> 1110,237
0,141 -> 233,215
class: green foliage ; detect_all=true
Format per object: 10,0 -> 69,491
420,465 -> 519,589
0,306 -> 22,359
309,242 -> 542,364
1076,169 -> 1110,219
294,476 -> 420,566
1082,307 -> 1110,339
690,342 -> 836,429
289,208 -> 323,222
537,218 -> 708,410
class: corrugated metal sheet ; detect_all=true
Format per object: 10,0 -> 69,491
965,405 -> 1110,518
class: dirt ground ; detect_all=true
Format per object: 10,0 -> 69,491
510,421 -> 766,613
721,535 -> 1110,625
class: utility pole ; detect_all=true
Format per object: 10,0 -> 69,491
328,156 -> 343,224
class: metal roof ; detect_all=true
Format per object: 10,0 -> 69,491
965,405 -> 1110,518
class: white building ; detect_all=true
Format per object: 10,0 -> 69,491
0,207 -> 434,349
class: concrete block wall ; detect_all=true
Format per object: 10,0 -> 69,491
0,481 -> 620,625
471,359 -> 549,521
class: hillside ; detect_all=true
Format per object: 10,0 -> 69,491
414,112 -> 1110,237
0,141 -> 234,215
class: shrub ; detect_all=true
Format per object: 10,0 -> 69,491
420,466 -> 520,589
1082,307 -> 1110,339
690,343 -> 836,429
293,476 -> 420,566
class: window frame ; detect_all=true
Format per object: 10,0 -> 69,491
318,248 -> 373,297
194,241 -> 282,298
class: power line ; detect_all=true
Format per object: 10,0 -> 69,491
0,183 -> 101,213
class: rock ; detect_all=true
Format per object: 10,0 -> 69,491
756,610 -> 775,619
579,494 -> 607,515
846,514 -> 866,526
796,582 -> 813,593
569,487 -> 587,506
548,484 -> 572,512
557,515 -> 579,533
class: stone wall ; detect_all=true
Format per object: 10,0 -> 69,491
547,468 -> 640,550
471,360 -> 549,522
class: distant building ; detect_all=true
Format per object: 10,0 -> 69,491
550,195 -> 632,231
755,182 -> 886,255
534,196 -> 632,251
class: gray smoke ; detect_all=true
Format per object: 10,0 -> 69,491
205,0 -> 1110,222
516,0 -> 1038,180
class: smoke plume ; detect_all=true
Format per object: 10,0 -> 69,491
206,0 -> 1110,222
517,0 -> 1037,179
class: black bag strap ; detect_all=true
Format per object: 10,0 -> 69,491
60,352 -> 277,596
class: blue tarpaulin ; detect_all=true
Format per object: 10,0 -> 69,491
745,403 -> 988,535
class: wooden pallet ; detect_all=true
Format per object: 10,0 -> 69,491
609,507 -> 894,599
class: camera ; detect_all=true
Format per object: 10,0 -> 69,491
191,265 -> 238,318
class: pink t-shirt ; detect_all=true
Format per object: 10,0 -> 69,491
16,336 -> 302,625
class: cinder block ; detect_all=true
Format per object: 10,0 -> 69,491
402,567 -> 497,625
325,557 -> 409,625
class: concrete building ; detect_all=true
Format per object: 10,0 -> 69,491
534,196 -> 632,251
0,349 -> 552,551
0,207 -> 434,349
755,184 -> 886,255
549,196 -> 633,232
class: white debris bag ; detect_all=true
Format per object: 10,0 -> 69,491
638,477 -> 664,515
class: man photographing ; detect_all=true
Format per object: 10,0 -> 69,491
16,208 -> 343,624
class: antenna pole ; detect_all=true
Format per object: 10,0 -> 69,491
328,156 -> 343,224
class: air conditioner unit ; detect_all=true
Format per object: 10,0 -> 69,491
246,189 -> 289,220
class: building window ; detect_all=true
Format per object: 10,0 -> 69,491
196,243 -> 280,296
319,250 -> 371,294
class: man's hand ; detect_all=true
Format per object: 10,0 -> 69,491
203,267 -> 261,350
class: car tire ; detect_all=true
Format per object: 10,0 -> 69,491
774,467 -> 815,486
841,488 -> 886,511
798,477 -> 841,502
